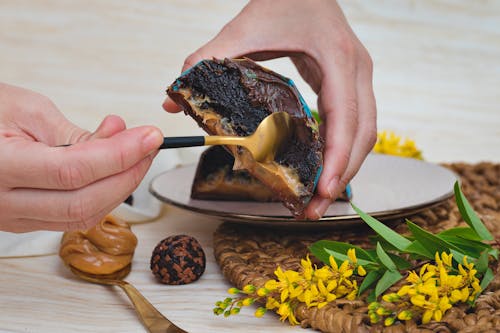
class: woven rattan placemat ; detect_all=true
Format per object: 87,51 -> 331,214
214,162 -> 500,332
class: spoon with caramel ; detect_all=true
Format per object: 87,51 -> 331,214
69,265 -> 186,333
59,215 -> 186,333
159,112 -> 294,163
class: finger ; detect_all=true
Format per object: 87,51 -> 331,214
315,58 -> 358,201
338,53 -> 377,187
1,153 -> 154,229
304,196 -> 332,220
162,97 -> 183,113
0,126 -> 163,190
87,115 -> 127,141
0,218 -> 66,233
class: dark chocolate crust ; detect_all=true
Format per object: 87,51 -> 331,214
167,58 -> 324,216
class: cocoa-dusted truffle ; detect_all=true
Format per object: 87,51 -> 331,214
150,235 -> 206,285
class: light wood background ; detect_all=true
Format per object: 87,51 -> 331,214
0,1 -> 499,332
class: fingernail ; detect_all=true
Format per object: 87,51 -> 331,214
327,176 -> 340,199
313,198 -> 332,220
143,129 -> 163,154
162,98 -> 170,111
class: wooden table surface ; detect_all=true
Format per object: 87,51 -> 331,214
1,1 -> 499,332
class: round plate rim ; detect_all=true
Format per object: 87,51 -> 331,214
149,156 -> 457,226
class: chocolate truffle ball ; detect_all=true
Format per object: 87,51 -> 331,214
150,235 -> 206,285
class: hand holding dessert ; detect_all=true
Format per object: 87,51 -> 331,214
163,0 -> 377,219
0,83 -> 163,233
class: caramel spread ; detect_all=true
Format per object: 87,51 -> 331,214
59,215 -> 137,275
194,168 -> 276,201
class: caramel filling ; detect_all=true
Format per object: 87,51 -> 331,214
59,215 -> 137,275
180,88 -> 306,200
194,168 -> 276,202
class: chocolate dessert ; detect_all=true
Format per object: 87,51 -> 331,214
167,58 -> 323,216
191,146 -> 351,203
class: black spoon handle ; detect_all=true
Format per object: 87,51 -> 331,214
159,136 -> 206,149
58,136 -> 206,149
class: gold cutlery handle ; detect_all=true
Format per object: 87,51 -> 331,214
117,280 -> 187,333
204,135 -> 248,148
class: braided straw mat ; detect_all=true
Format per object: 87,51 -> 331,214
213,163 -> 500,333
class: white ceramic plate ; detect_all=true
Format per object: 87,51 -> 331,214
149,154 -> 458,227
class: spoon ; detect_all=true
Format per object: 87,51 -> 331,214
160,112 -> 294,163
69,265 -> 187,333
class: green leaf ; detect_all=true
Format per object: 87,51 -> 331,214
376,242 -> 397,271
366,289 -> 377,303
438,227 -> 482,241
358,270 -> 382,296
479,268 -> 495,293
368,235 -> 404,252
352,203 -> 412,251
450,249 -> 466,266
476,250 -> 490,274
310,240 -> 376,262
454,182 -> 494,241
404,240 -> 434,259
440,235 -> 489,259
387,253 -> 412,270
310,109 -> 321,124
406,220 -> 464,256
375,270 -> 403,298
489,248 -> 499,260
366,248 -> 411,270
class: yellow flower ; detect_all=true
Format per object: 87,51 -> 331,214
378,251 -> 485,326
373,130 -> 423,160
338,261 -> 354,280
422,296 -> 452,324
242,297 -> 254,306
257,288 -> 269,297
317,279 -> 337,302
397,310 -> 413,321
265,297 -> 280,310
242,285 -> 256,294
384,317 -> 396,326
301,255 -> 314,281
329,255 -> 338,271
227,287 -> 240,295
254,307 -> 266,318
277,302 -> 299,325
382,293 -> 400,303
314,266 -> 333,281
441,252 -> 453,267
369,312 -> 380,324
347,248 -> 357,264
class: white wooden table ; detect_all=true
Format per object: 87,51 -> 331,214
1,1 -> 499,332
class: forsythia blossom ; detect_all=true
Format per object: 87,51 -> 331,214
369,252 -> 482,326
373,130 -> 423,160
214,250 -> 365,325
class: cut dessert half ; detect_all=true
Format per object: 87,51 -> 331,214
191,146 -> 351,203
167,58 -> 323,216
191,146 -> 277,202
